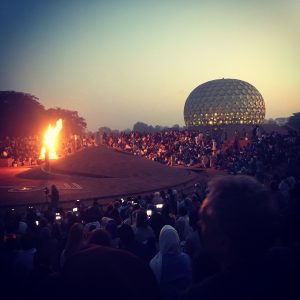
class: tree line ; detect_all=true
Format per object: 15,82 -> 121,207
0,91 -> 87,138
2,90 -> 299,138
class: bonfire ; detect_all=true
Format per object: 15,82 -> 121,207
39,119 -> 63,160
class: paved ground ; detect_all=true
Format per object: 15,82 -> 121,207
0,146 -> 211,211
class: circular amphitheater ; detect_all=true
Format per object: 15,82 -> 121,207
0,146 -> 206,209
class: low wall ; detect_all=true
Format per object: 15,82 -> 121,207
0,158 -> 13,167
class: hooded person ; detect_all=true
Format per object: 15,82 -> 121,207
150,225 -> 192,300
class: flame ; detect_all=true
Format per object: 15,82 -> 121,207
39,119 -> 63,160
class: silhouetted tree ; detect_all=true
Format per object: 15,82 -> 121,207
172,124 -> 180,130
112,129 -> 120,135
0,91 -> 46,138
287,112 -> 300,131
98,126 -> 112,134
133,122 -> 169,133
154,125 -> 163,132
46,107 -> 87,136
264,118 -> 276,125
133,122 -> 150,133
0,91 -> 87,138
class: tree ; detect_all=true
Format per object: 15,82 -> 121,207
46,107 -> 87,136
287,112 -> 300,131
154,125 -> 163,132
264,118 -> 276,125
171,124 -> 180,130
0,91 -> 46,138
98,126 -> 112,134
123,128 -> 132,133
0,91 -> 87,138
133,122 -> 151,133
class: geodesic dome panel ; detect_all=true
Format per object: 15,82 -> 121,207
184,79 -> 265,126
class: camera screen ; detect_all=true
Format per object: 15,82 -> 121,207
146,210 -> 152,217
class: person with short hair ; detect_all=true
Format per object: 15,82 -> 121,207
62,245 -> 160,300
117,224 -> 149,262
175,206 -> 192,242
184,175 -> 299,300
88,229 -> 111,247
133,210 -> 155,244
60,223 -> 84,267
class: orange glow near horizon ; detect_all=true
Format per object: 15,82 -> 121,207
39,119 -> 63,160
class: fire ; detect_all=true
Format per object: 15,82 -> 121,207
39,119 -> 63,160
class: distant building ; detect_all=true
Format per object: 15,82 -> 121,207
184,79 -> 265,127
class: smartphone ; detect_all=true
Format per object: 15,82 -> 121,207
35,220 -> 39,226
72,207 -> 78,212
156,204 -> 163,209
146,209 -> 152,217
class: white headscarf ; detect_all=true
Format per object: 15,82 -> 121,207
150,225 -> 180,282
159,225 -> 180,255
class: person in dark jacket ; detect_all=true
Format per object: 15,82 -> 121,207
62,245 -> 160,300
50,185 -> 60,212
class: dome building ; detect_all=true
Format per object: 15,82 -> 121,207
184,79 -> 265,127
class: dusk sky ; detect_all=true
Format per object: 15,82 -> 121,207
1,0 -> 299,131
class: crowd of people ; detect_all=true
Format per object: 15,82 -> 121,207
0,135 -> 97,167
104,130 -> 220,167
0,136 -> 41,166
1,125 -> 300,299
105,127 -> 300,183
1,173 -> 300,300
216,130 -> 300,179
2,126 -> 299,185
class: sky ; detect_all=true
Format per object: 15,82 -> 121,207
0,0 -> 299,131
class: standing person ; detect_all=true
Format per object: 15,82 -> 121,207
175,206 -> 192,242
44,187 -> 50,204
50,184 -> 60,212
